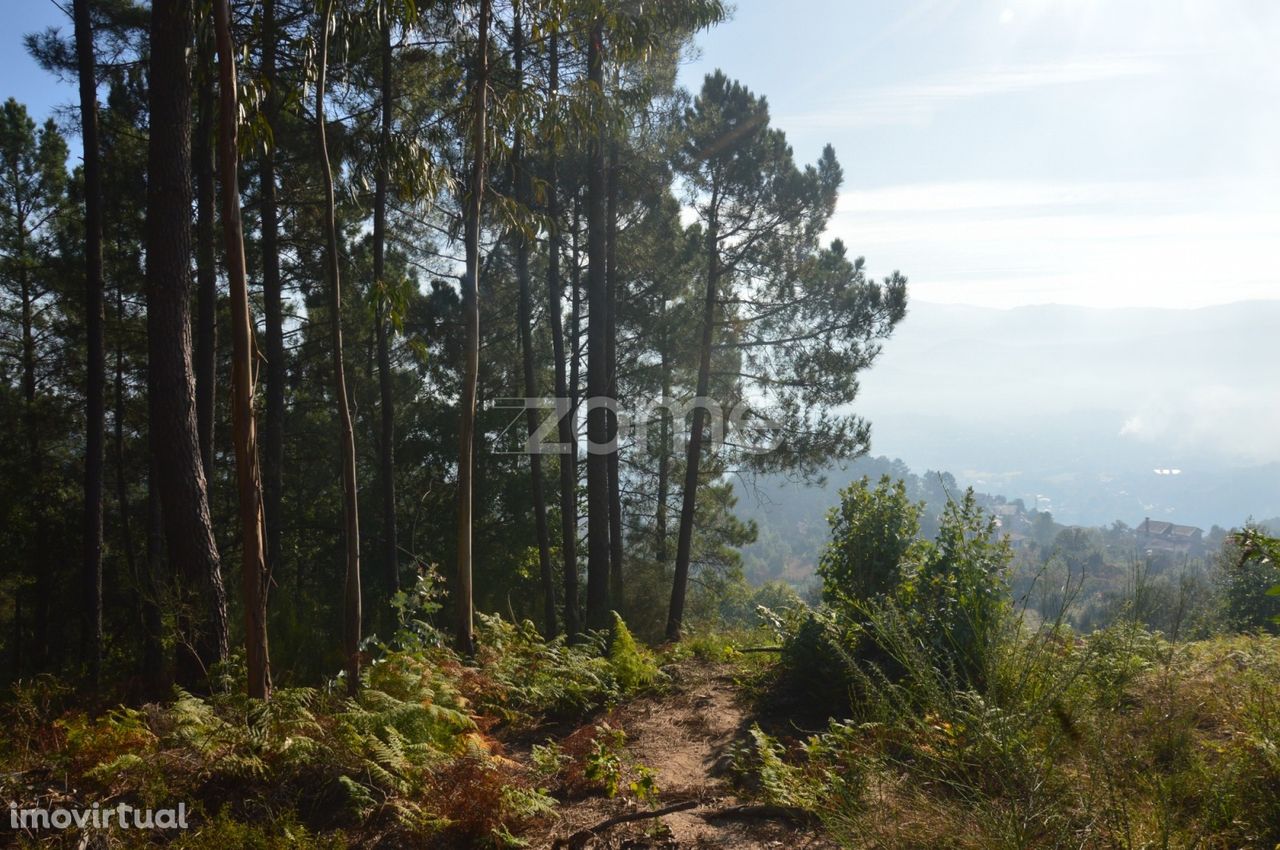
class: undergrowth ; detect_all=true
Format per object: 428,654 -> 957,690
0,598 -> 663,849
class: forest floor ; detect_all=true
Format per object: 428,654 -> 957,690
516,659 -> 837,850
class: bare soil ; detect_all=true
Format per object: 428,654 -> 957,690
520,660 -> 838,850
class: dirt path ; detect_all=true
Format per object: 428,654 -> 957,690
523,660 -> 837,850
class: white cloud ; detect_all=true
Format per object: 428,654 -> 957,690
827,178 -> 1280,308
782,54 -> 1167,127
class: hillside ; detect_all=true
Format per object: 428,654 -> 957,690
852,301 -> 1280,527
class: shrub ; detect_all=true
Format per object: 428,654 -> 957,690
818,475 -> 923,612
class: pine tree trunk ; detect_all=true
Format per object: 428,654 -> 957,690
605,143 -> 623,611
584,17 -> 611,632
455,0 -> 490,655
510,1 -> 556,639
213,0 -> 271,701
373,11 -> 398,606
194,23 -> 216,480
144,448 -> 167,693
73,0 -> 104,690
146,0 -> 229,686
260,0 -> 286,590
655,330 -> 671,563
18,207 -> 49,669
316,0 -> 362,691
667,201 -> 719,642
546,30 -> 577,639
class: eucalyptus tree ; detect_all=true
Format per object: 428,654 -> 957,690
213,0 -> 272,700
543,26 -> 579,638
508,0 -> 557,637
315,0 -> 363,690
666,72 -> 907,639
455,0 -> 492,655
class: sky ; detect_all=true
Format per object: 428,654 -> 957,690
679,0 -> 1280,308
4,0 -> 1277,309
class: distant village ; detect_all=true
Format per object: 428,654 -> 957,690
989,499 -> 1209,558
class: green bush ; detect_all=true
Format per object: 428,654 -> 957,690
818,475 -> 923,611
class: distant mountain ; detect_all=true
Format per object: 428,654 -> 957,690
739,301 -> 1280,535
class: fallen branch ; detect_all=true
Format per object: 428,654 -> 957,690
551,800 -> 700,850
700,802 -> 812,823
736,646 -> 784,654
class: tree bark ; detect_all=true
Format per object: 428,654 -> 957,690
213,0 -> 271,701
73,0 -> 104,690
605,142 -> 623,610
546,30 -> 577,639
584,18 -> 611,631
373,9 -> 398,605
194,21 -> 216,480
144,451 -> 167,693
316,0 -> 362,691
146,0 -> 229,685
16,175 -> 49,670
455,0 -> 490,655
667,199 -> 719,641
511,0 -> 556,639
655,318 -> 671,563
259,0 -> 286,590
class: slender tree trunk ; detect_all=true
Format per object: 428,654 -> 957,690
143,451 -> 166,692
194,22 -> 216,479
372,10 -> 398,605
116,285 -> 161,691
146,0 -> 229,686
655,323 -> 671,563
568,190 -> 583,636
213,0 -> 271,701
546,31 -> 577,639
510,1 -> 555,639
584,18 -> 611,631
316,0 -> 362,691
17,219 -> 49,669
73,0 -> 105,689
667,202 -> 719,641
604,143 -> 623,610
260,0 -> 286,589
455,0 -> 490,655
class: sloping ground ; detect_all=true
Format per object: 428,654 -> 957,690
521,660 -> 837,850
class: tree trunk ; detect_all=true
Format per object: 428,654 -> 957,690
605,142 -> 623,610
546,30 -> 577,639
17,198 -> 49,670
667,202 -> 719,642
316,0 -> 362,691
142,444 -> 167,695
260,0 -> 285,590
194,22 -> 216,479
213,0 -> 271,701
373,10 -> 398,606
584,18 -> 611,631
511,1 -> 555,639
146,0 -> 229,687
455,0 -> 490,655
655,321 -> 671,563
73,0 -> 104,690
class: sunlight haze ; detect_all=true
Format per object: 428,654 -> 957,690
681,0 -> 1280,308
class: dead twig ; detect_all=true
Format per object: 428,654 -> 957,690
551,800 -> 700,849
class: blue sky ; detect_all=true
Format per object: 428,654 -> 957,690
6,0 -> 1277,308
680,0 -> 1280,308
